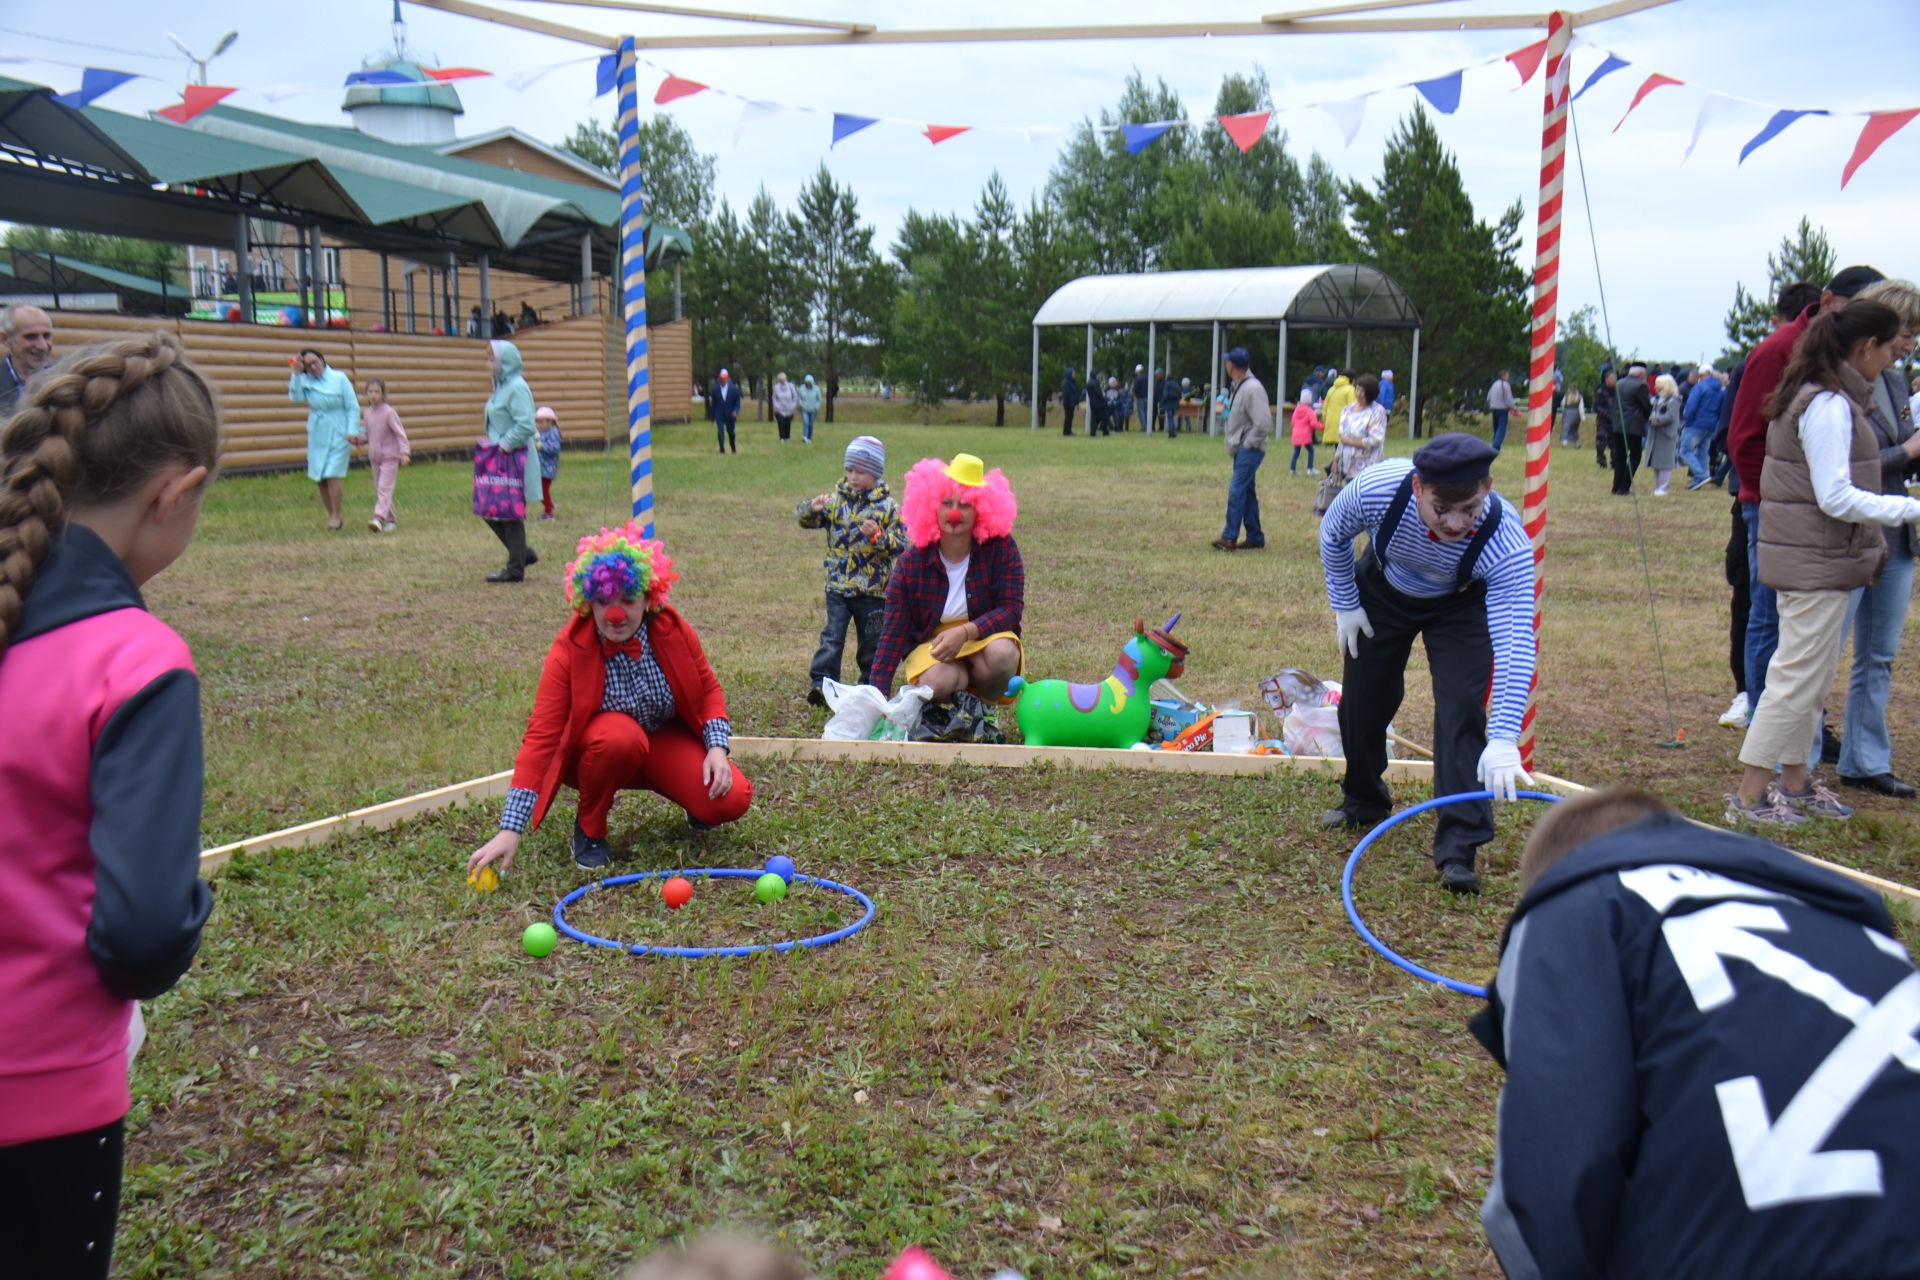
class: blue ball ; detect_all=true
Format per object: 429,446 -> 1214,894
764,854 -> 796,885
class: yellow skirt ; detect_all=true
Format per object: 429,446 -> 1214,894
900,622 -> 1025,704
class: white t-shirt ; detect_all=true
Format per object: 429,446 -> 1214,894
940,553 -> 970,622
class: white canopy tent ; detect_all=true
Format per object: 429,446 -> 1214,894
1029,264 -> 1422,434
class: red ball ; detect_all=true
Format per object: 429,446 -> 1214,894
662,876 -> 693,910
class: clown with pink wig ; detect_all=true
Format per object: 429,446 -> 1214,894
466,522 -> 752,877
868,454 -> 1024,704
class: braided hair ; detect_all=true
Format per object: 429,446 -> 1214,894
0,331 -> 221,658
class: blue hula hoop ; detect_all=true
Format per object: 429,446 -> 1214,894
1340,790 -> 1562,998
553,868 -> 877,958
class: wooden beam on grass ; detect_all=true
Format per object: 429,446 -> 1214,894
197,771 -> 513,873
519,0 -> 872,32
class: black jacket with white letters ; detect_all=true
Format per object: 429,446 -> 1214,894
1471,815 -> 1920,1280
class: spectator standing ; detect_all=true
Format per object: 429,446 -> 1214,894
1151,370 -> 1168,434
771,372 -> 799,443
287,347 -> 358,530
1132,365 -> 1150,433
354,378 -> 411,533
1559,385 -> 1583,446
1836,278 -> 1920,800
477,340 -> 541,583
712,369 -> 741,454
797,374 -> 821,443
1320,370 -> 1355,447
535,406 -> 561,521
1336,374 -> 1389,480
1486,369 -> 1516,452
1679,366 -> 1725,488
0,303 -> 54,418
1609,364 -> 1653,495
1591,369 -> 1616,469
1169,377 -> 1196,438
1377,368 -> 1396,416
1105,377 -> 1127,436
799,436 -> 904,702
1212,347 -> 1270,552
1058,367 -> 1081,437
1646,373 -> 1682,495
1289,392 -> 1323,477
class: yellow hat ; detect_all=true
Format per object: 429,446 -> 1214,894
943,453 -> 985,487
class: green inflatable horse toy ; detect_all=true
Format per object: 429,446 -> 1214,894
1006,614 -> 1188,748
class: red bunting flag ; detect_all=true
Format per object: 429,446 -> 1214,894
1506,37 -> 1549,86
1842,107 -> 1920,187
655,75 -> 707,105
923,124 -> 970,145
155,85 -> 236,123
1218,110 -> 1271,154
422,67 -> 491,82
1612,73 -> 1683,133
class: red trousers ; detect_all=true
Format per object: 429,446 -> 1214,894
541,476 -> 554,516
562,712 -> 751,837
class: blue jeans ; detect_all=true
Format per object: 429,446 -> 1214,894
1221,446 -> 1266,545
1490,410 -> 1510,452
1743,502 -> 1820,772
1678,427 -> 1713,484
1137,398 -> 1152,433
809,591 -> 885,688
800,409 -> 816,442
1291,443 -> 1316,473
1838,539 -> 1915,778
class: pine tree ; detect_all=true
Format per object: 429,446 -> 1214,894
786,165 -> 885,423
1720,218 -> 1835,362
555,115 -> 716,230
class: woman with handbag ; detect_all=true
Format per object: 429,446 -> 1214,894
1646,373 -> 1683,495
476,340 -> 541,583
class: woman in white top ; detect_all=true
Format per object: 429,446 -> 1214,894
1335,374 -> 1389,480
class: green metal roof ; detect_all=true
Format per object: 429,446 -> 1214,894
0,75 -> 147,175
80,107 -> 367,222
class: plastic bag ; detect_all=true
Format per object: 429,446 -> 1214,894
910,690 -> 1006,744
821,680 -> 931,741
1283,704 -> 1344,758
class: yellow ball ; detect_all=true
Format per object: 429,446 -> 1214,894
468,866 -> 500,893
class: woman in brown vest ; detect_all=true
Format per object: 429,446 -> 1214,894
1727,300 -> 1920,827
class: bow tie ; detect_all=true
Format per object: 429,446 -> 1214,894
601,633 -> 644,661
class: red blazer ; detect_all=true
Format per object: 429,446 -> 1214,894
511,607 -> 731,833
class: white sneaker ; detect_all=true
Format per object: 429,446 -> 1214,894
367,518 -> 383,531
381,521 -> 397,533
1718,694 -> 1750,728
1306,467 -> 1318,476
1653,487 -> 1669,496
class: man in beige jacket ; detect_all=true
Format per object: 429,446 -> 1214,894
1214,346 -> 1271,551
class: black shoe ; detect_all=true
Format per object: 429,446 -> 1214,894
1238,540 -> 1266,550
1839,772 -> 1917,799
1319,806 -> 1378,831
1822,726 -> 1844,766
807,685 -> 827,708
523,548 -> 539,567
687,815 -> 716,833
486,567 -> 524,583
1439,862 -> 1481,895
571,822 -> 611,870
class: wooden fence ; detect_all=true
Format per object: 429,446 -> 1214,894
36,311 -> 694,472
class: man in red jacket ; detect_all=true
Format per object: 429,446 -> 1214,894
1726,266 -> 1882,738
466,524 -> 751,874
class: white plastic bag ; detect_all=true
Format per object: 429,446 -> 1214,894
1283,704 -> 1344,758
821,680 -> 932,741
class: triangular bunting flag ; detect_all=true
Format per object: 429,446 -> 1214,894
507,56 -> 590,92
1843,108 -> 1920,187
54,68 -> 137,109
1022,125 -> 1068,143
1121,121 -> 1174,154
1320,95 -> 1368,146
345,70 -> 415,86
259,82 -> 332,102
1682,93 -> 1739,162
1611,73 -> 1682,133
1413,71 -> 1463,115
155,85 -> 235,123
1738,108 -> 1825,164
832,113 -> 878,147
655,75 -> 707,105
923,124 -> 970,145
735,100 -> 782,145
1506,38 -> 1550,86
1217,110 -> 1270,154
1571,53 -> 1628,103
595,53 -> 619,98
423,67 -> 491,82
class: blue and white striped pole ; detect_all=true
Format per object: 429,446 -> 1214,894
614,35 -> 653,534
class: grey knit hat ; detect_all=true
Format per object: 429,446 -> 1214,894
844,435 -> 885,478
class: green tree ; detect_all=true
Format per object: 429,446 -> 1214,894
684,198 -> 746,382
1297,154 -> 1357,264
1346,106 -> 1528,435
1044,72 -> 1194,274
1721,217 -> 1835,362
2,226 -> 186,284
1558,304 -> 1611,402
557,115 -> 716,230
888,209 -> 972,409
971,174 -> 1025,424
786,165 -> 886,423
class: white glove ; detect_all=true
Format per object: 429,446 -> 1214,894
1335,607 -> 1374,659
1478,738 -> 1533,803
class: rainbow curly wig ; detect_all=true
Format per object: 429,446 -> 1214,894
901,457 -> 1018,548
563,522 -> 678,616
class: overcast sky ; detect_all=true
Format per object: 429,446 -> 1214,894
6,0 -> 1917,360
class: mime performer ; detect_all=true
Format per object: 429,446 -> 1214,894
1318,433 -> 1537,895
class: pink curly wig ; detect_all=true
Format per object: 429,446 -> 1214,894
900,457 -> 1019,548
563,522 -> 678,616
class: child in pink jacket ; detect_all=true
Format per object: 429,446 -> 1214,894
353,378 -> 411,532
1289,397 -> 1324,477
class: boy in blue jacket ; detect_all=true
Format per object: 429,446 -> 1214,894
1475,787 -> 1920,1279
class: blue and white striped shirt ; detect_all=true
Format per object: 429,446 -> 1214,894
1319,458 -> 1537,741
500,627 -> 732,833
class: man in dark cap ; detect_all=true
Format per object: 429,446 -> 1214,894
1318,432 -> 1537,893
1213,346 -> 1271,551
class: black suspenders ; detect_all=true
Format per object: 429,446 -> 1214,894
1372,473 -> 1504,593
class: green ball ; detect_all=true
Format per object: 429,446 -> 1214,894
754,872 -> 788,904
522,922 -> 558,957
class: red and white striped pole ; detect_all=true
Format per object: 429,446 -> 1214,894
1518,10 -> 1573,774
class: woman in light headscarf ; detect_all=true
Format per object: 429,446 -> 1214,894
478,340 -> 542,582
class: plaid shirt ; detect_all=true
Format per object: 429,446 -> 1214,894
500,627 -> 730,832
795,479 -> 905,597
869,536 -> 1023,694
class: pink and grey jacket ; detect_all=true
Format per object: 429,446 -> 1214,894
0,525 -> 213,1146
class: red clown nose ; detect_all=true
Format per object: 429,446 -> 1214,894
605,605 -> 629,628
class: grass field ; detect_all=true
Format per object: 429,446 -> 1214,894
120,413 -> 1920,1278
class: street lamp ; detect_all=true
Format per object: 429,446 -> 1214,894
164,30 -> 238,86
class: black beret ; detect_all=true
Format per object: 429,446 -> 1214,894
1412,432 -> 1497,485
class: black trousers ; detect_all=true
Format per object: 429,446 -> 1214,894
1337,556 -> 1496,868
1610,431 -> 1644,494
775,413 -> 793,440
1594,420 -> 1611,468
1061,404 -> 1076,436
0,1118 -> 124,1279
485,517 -> 528,573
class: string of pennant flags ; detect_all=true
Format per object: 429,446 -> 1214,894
13,32 -> 1917,188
